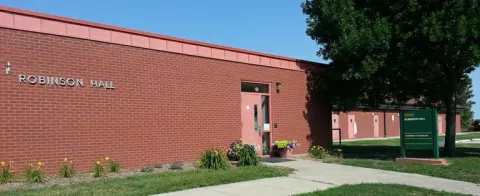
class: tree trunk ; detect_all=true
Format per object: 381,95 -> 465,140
443,94 -> 457,157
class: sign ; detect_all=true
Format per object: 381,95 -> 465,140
18,74 -> 115,90
400,109 -> 439,158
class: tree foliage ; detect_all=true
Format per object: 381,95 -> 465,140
302,0 -> 480,155
456,76 -> 475,130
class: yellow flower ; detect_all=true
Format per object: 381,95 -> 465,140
64,158 -> 68,161
96,161 -> 100,164
37,162 -> 43,166
1,162 -> 5,166
28,163 -> 33,167
105,157 -> 109,161
215,150 -> 219,156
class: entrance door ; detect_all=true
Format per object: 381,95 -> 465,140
241,93 -> 263,153
438,117 -> 443,134
348,115 -> 355,139
373,115 -> 379,137
332,114 -> 340,140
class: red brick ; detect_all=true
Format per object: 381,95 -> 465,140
0,28 -> 330,174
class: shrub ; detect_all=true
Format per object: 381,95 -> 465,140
309,145 -> 327,159
140,165 -> 154,172
237,144 -> 260,166
333,149 -> 343,158
198,148 -> 230,170
92,160 -> 105,178
153,163 -> 163,168
227,139 -> 259,161
0,161 -> 14,184
105,157 -> 121,173
169,162 -> 184,170
59,158 -> 75,178
274,140 -> 290,149
227,140 -> 244,161
25,162 -> 45,183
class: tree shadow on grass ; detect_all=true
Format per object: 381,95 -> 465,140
335,145 -> 480,160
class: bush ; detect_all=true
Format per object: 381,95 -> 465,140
237,144 -> 260,166
227,140 -> 259,161
198,148 -> 230,170
274,140 -> 290,149
140,165 -> 154,172
0,161 -> 14,184
153,163 -> 163,168
309,145 -> 327,159
169,162 -> 184,170
227,140 -> 244,161
59,158 -> 75,178
92,160 -> 105,178
25,162 -> 45,183
105,157 -> 121,173
332,148 -> 343,158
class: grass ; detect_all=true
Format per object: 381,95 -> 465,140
297,183 -> 468,196
333,134 -> 480,183
1,166 -> 293,196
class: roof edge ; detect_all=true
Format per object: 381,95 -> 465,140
0,5 -> 324,67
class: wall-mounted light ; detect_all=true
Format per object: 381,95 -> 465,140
275,82 -> 282,93
6,61 -> 11,75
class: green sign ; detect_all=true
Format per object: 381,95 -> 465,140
399,109 -> 439,159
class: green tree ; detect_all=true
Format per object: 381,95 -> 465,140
456,76 -> 475,130
302,0 -> 480,156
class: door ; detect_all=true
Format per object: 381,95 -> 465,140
438,117 -> 443,134
241,93 -> 263,153
373,115 -> 379,137
348,115 -> 355,139
332,114 -> 340,140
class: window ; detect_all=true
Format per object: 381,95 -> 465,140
262,132 -> 270,155
333,119 -> 336,123
262,95 -> 270,130
241,82 -> 269,93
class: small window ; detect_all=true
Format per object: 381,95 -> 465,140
350,119 -> 353,122
375,119 -> 377,122
241,82 -> 269,93
333,119 -> 336,123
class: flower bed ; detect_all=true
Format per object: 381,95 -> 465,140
0,162 -> 196,192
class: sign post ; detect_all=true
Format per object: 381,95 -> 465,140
399,109 -> 439,159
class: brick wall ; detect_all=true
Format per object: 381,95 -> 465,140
0,28 -> 330,174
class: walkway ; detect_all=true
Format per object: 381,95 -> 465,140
154,159 -> 480,196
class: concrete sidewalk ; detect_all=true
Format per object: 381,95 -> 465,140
154,159 -> 480,196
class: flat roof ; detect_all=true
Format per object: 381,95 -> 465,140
0,5 -> 325,71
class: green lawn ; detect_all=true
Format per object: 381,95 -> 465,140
333,134 -> 480,183
1,166 -> 293,196
298,183 -> 468,196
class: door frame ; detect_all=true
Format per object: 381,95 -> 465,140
240,80 -> 272,155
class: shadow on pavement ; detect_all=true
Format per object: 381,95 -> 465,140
262,157 -> 296,163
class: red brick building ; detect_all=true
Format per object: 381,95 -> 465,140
0,6 -> 331,173
332,107 -> 463,140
